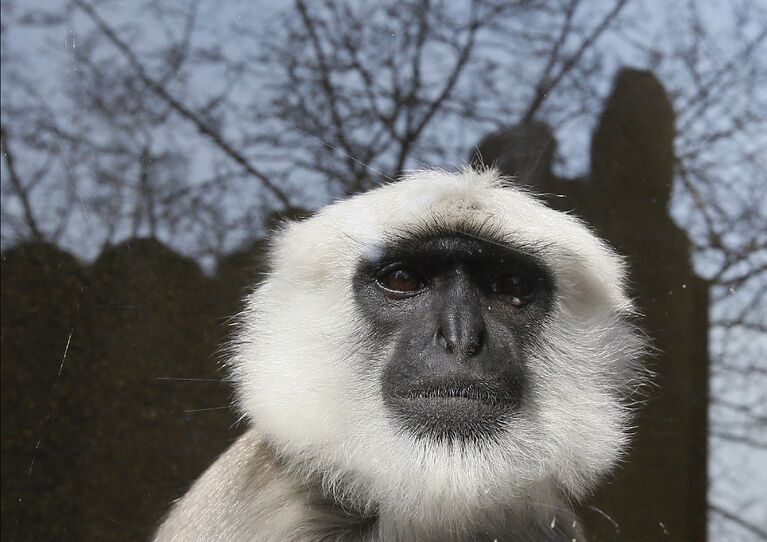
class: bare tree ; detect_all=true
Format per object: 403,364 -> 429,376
238,0 -> 633,195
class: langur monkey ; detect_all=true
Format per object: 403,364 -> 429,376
155,169 -> 647,541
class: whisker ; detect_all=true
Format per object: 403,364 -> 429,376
157,377 -> 224,382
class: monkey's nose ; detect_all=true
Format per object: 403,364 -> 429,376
436,317 -> 485,358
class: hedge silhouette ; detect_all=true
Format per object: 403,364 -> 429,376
1,239 -> 268,540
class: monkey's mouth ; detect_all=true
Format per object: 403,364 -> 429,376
383,381 -> 519,442
402,385 -> 507,406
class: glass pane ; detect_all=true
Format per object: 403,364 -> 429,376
2,1 -> 764,540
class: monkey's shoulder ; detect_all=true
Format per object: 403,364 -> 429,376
154,429 -> 373,542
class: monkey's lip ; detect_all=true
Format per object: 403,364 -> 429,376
397,385 -> 510,407
386,385 -> 515,441
385,383 -> 517,439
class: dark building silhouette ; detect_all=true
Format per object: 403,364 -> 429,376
473,68 -> 710,542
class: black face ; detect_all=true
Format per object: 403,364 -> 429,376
353,232 -> 554,443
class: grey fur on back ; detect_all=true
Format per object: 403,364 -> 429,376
154,430 -> 372,542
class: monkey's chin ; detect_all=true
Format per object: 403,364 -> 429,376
385,395 -> 515,443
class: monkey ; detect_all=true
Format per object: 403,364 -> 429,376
154,168 -> 647,541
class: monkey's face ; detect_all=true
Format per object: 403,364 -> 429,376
353,232 -> 554,443
232,169 -> 645,514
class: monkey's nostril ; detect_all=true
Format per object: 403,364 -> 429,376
436,328 -> 456,353
436,327 -> 483,357
461,333 -> 484,358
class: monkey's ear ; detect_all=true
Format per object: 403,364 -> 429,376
263,207 -> 313,230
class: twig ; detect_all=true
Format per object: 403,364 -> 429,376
709,502 -> 767,540
74,0 -> 291,207
1,126 -> 45,241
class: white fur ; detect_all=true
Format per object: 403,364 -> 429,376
226,168 -> 646,538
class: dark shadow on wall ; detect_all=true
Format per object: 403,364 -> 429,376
1,68 -> 708,541
473,68 -> 710,542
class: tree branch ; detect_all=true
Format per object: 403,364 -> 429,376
1,126 -> 45,241
295,1 -> 355,158
710,502 -> 767,540
73,0 -> 291,207
522,0 -> 628,121
392,16 -> 481,175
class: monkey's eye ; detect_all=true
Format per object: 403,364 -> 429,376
491,272 -> 536,307
375,265 -> 425,296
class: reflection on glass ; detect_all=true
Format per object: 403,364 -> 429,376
1,1 -> 764,540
